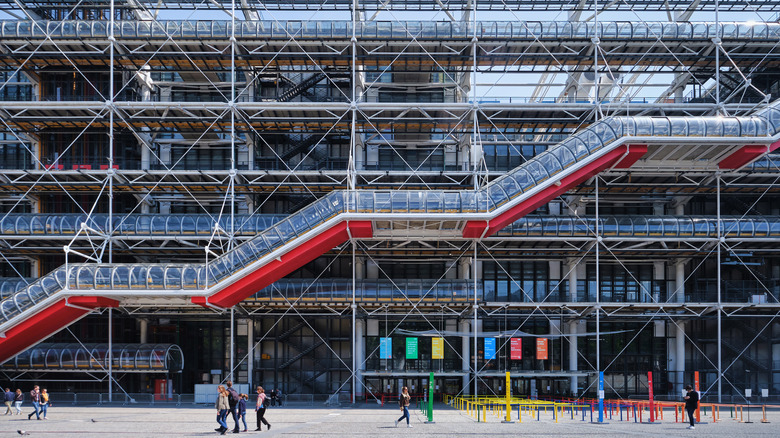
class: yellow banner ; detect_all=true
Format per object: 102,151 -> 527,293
432,337 -> 444,359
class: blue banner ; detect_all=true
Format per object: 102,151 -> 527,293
484,338 -> 496,360
380,337 -> 392,359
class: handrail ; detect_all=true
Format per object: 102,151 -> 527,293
5,214 -> 780,239
2,20 -> 779,42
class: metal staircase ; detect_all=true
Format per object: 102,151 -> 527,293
2,101 -> 780,364
278,72 -> 326,102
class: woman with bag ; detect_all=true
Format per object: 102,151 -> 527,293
214,385 -> 229,435
394,386 -> 412,428
13,389 -> 23,415
255,386 -> 271,431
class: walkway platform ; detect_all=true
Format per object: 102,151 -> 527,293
3,403 -> 779,437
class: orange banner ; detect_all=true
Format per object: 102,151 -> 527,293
536,338 -> 548,360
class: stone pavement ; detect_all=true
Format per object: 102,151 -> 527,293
2,403 -> 780,437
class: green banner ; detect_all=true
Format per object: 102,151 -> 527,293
406,337 -> 418,359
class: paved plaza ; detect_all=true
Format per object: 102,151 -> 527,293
2,403 -> 780,437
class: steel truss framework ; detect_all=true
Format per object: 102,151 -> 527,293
1,0 -> 780,402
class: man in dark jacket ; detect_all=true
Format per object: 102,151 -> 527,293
684,385 -> 699,429
27,386 -> 41,420
226,381 -> 241,433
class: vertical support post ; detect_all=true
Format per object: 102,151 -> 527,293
715,0 -> 720,113
695,371 -> 701,423
717,172 -> 722,403
568,320 -> 579,396
107,307 -> 113,402
108,0 -> 115,264
426,371 -> 434,423
503,371 -> 512,423
230,308 -> 235,382
107,0 -> 115,401
352,241 -> 357,403
592,0 -> 601,121
473,243 -> 478,400
598,371 -> 604,423
648,371 -> 654,422
247,319 -> 253,389
229,0 -> 236,253
595,175 -> 602,414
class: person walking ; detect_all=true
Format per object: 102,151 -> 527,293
237,394 -> 248,432
27,386 -> 41,420
3,388 -> 13,415
254,386 -> 271,431
684,385 -> 699,430
275,388 -> 283,407
268,388 -> 277,407
13,389 -> 23,415
40,388 -> 49,419
215,385 -> 229,435
225,381 -> 241,434
394,386 -> 412,428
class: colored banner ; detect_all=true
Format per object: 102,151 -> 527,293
484,338 -> 496,360
380,337 -> 392,359
510,338 -> 522,360
406,337 -> 418,359
536,338 -> 548,360
432,337 -> 444,360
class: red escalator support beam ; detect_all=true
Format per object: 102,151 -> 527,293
718,141 -> 780,170
0,296 -> 119,364
194,220 -> 373,308
463,144 -> 647,238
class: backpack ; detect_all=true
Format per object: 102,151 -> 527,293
227,387 -> 240,406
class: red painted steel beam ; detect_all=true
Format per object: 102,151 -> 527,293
193,220 -> 373,308
0,297 -> 118,364
718,141 -> 780,169
463,144 -> 647,239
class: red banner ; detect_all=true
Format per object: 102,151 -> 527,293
536,338 -> 548,360
510,338 -> 522,360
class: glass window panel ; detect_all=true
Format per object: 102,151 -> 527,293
112,266 -> 130,289
182,267 -> 199,289
391,191 -> 409,212
130,267 -> 148,288
165,267 -> 182,289
511,169 -> 535,191
375,192 -> 391,212
524,160 -> 549,184
678,218 -> 694,236
147,267 -> 164,288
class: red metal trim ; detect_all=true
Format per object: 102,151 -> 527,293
195,221 -> 373,308
68,296 -> 119,308
462,220 -> 488,239
463,145 -> 635,238
613,144 -> 648,169
0,297 -> 111,364
348,221 -> 373,238
718,141 -> 780,169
